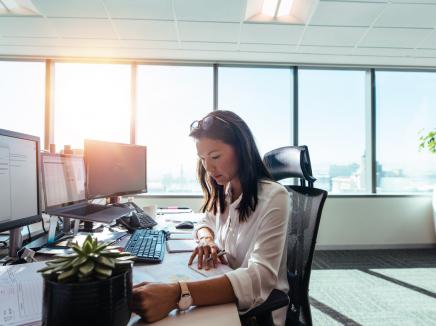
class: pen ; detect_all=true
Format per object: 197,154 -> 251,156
158,206 -> 191,210
206,250 -> 227,263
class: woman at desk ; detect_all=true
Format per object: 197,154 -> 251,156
132,110 -> 290,325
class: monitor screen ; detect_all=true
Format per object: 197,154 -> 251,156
0,129 -> 41,233
41,154 -> 86,209
85,139 -> 147,199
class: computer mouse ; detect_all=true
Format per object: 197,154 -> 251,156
175,221 -> 194,229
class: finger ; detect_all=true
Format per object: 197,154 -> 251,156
198,247 -> 204,269
188,248 -> 198,265
203,246 -> 211,270
210,246 -> 218,268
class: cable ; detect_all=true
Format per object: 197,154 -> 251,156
41,217 -> 47,233
26,225 -> 32,244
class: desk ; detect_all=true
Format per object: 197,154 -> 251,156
0,216 -> 241,325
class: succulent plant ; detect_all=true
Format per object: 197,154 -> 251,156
38,235 -> 136,283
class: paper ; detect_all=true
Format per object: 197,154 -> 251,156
188,260 -> 233,278
166,239 -> 197,253
0,262 -> 45,325
133,253 -> 205,284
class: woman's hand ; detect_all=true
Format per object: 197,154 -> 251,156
131,281 -> 180,323
188,236 -> 227,270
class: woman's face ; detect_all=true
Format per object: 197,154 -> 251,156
196,137 -> 239,186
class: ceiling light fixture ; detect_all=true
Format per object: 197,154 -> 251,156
0,0 -> 40,16
246,0 -> 318,24
262,0 -> 295,17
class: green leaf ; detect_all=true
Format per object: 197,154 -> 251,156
115,255 -> 136,262
96,256 -> 115,268
79,260 -> 95,276
95,265 -> 112,278
57,267 -> 78,282
72,255 -> 88,267
83,240 -> 93,254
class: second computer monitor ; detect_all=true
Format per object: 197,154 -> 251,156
84,139 -> 147,199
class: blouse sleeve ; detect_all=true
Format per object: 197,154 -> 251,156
225,186 -> 290,311
194,211 -> 216,239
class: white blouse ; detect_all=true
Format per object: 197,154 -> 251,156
195,179 -> 290,325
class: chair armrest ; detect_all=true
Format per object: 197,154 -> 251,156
241,289 -> 289,319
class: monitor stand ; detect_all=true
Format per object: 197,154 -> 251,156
8,227 -> 23,258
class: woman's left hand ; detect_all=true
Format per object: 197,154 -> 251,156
131,281 -> 180,323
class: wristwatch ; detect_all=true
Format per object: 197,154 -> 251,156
177,281 -> 193,311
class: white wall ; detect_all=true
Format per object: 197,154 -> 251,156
134,195 -> 436,249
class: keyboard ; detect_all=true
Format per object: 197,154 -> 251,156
124,229 -> 166,263
60,204 -> 108,216
136,212 -> 158,228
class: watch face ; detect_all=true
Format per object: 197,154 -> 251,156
178,295 -> 193,310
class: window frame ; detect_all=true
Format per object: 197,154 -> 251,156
1,58 -> 434,198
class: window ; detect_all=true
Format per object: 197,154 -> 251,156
218,67 -> 293,156
376,71 -> 436,193
299,69 -> 368,193
136,65 -> 213,194
0,61 -> 45,145
53,63 -> 131,150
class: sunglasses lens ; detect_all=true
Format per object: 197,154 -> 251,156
190,120 -> 200,131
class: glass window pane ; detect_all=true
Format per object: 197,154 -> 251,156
136,65 -> 213,194
299,69 -> 367,194
219,67 -> 293,156
0,61 -> 45,145
54,63 -> 131,149
376,71 -> 436,193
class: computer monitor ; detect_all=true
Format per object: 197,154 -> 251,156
0,129 -> 42,257
84,139 -> 147,200
41,153 -> 86,210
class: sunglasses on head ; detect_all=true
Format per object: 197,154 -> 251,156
190,115 -> 229,132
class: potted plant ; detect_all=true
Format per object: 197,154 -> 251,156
38,235 -> 135,326
419,129 -> 436,233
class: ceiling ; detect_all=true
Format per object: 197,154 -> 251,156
1,0 -> 436,67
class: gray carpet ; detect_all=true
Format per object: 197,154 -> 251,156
309,249 -> 436,326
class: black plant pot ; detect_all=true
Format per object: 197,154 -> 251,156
42,270 -> 132,326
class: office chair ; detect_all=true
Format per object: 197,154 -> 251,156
263,146 -> 316,188
241,146 -> 327,326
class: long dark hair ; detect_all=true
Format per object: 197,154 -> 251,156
189,110 -> 272,222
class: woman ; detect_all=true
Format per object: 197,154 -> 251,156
131,110 -> 290,325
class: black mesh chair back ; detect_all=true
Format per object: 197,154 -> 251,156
263,146 -> 316,188
286,186 -> 327,325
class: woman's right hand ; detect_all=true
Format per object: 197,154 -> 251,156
188,236 -> 227,270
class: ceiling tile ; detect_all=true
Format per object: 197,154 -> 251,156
301,26 -> 367,46
353,47 -> 415,56
310,1 -> 385,26
375,3 -> 436,28
359,27 -> 432,48
49,18 -> 117,39
112,20 -> 177,41
240,23 -> 304,45
298,45 -> 353,55
32,0 -> 107,18
239,43 -> 297,52
181,42 -> 238,51
0,17 -> 58,38
178,22 -> 240,42
104,0 -> 173,20
174,0 -> 242,22
417,30 -> 436,49
414,48 -> 436,57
